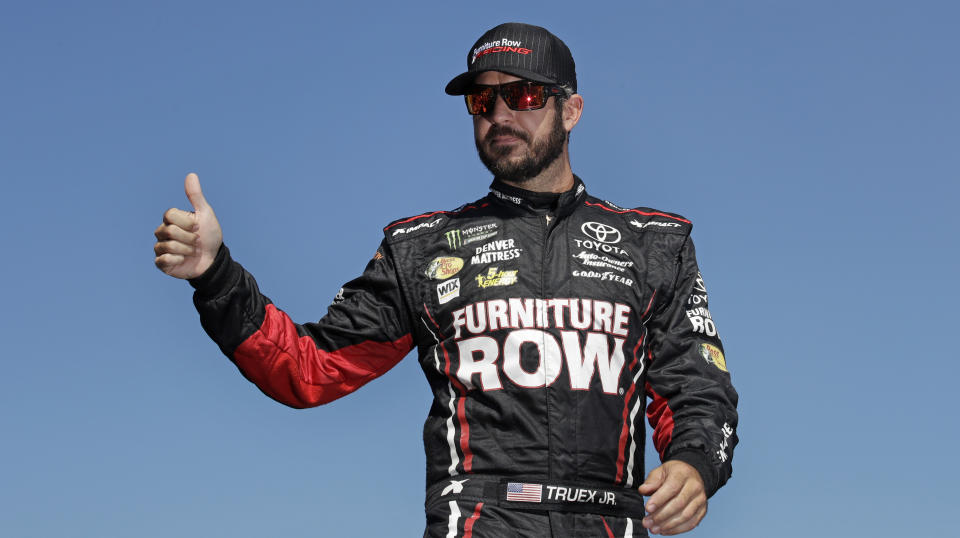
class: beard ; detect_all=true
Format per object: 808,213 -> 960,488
475,106 -> 567,184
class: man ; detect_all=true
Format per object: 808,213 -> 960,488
154,22 -> 738,537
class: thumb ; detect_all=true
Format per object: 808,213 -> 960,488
184,172 -> 209,211
637,465 -> 666,495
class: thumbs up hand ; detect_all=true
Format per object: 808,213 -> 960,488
154,173 -> 224,279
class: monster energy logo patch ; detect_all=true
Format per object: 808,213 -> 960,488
446,230 -> 463,249
446,222 -> 499,249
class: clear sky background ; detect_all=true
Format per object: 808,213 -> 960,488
2,1 -> 957,536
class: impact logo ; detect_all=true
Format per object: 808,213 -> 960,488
425,257 -> 464,280
630,219 -> 681,230
699,343 -> 727,372
476,267 -> 518,288
392,218 -> 441,236
471,38 -> 532,64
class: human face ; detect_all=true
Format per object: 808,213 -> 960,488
472,72 -> 567,184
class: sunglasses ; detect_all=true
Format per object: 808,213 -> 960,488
464,80 -> 566,115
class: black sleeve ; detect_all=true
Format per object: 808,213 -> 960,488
645,236 -> 739,497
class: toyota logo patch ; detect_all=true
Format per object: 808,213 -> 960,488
581,222 -> 622,244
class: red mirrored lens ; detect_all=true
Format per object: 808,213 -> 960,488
465,87 -> 495,114
501,83 -> 545,110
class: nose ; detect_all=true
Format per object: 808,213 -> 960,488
486,92 -> 515,124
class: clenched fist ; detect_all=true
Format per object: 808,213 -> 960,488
154,173 -> 223,279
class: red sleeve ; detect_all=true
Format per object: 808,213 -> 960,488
190,243 -> 415,408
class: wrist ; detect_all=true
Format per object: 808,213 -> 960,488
665,449 -> 718,498
189,243 -> 232,296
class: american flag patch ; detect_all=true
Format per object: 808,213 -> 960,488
505,482 -> 542,502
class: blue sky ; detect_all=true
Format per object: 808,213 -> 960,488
2,1 -> 957,536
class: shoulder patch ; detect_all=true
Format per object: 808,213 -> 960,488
583,198 -> 692,235
383,200 -> 489,242
384,211 -> 447,239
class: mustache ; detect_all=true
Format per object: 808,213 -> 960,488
485,125 -> 530,144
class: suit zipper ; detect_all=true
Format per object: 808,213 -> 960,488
541,213 -> 552,480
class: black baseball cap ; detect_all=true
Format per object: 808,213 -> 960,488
445,22 -> 577,95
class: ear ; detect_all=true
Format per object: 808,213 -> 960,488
562,94 -> 584,131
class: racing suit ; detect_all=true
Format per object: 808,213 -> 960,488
189,176 -> 739,537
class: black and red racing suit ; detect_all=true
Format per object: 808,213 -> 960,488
189,177 -> 739,537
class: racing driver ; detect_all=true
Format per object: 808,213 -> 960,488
153,22 -> 739,537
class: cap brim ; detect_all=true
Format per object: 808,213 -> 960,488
444,68 -> 559,95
